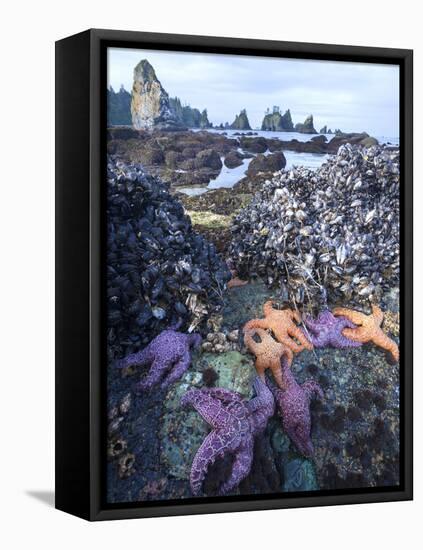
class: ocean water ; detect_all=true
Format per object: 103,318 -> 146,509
193,127 -> 399,146
178,129 -> 399,196
179,150 -> 331,196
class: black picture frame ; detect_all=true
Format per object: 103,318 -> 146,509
55,28 -> 413,521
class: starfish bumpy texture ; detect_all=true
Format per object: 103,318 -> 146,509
302,309 -> 362,349
181,377 -> 275,495
244,301 -> 313,354
118,328 -> 202,390
333,304 -> 399,362
244,327 -> 293,388
271,355 -> 323,457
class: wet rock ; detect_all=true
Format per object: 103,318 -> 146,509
194,148 -> 223,170
283,459 -> 319,491
239,136 -> 268,154
247,152 -> 286,176
311,134 -> 327,143
327,132 -> 379,153
224,150 -> 244,168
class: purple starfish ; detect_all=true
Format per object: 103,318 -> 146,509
302,309 -> 362,349
181,376 -> 274,495
117,328 -> 201,391
271,356 -> 323,457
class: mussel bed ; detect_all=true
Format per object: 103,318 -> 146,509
229,144 -> 399,307
107,157 -> 231,360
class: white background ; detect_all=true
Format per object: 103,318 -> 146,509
0,1 -> 420,548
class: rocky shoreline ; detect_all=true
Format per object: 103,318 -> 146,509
106,132 -> 400,503
107,127 -> 379,191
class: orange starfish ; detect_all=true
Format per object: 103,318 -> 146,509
244,301 -> 313,354
332,305 -> 399,362
244,327 -> 293,389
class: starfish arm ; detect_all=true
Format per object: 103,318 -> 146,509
334,332 -> 363,348
268,382 -> 284,402
302,380 -> 324,401
300,326 -> 315,348
302,316 -> 319,333
270,359 -> 285,389
371,305 -> 384,326
341,317 -> 358,330
263,301 -> 275,317
332,307 -> 365,325
307,332 -> 327,348
244,319 -> 269,333
281,347 -> 294,367
273,328 -> 304,353
372,332 -> 399,362
117,345 -> 152,369
247,376 -> 275,414
160,350 -> 191,389
136,358 -> 170,391
254,357 -> 267,382
287,325 -> 314,350
189,430 -> 230,495
200,387 -> 243,404
342,325 -> 370,343
219,441 -> 254,495
181,390 -> 231,428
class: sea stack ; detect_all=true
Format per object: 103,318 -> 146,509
131,59 -> 181,130
295,114 -> 317,134
261,108 -> 294,131
230,109 -> 252,130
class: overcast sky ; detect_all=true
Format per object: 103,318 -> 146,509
107,47 -> 399,137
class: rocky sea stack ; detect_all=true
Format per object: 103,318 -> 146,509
106,156 -> 231,359
295,114 -> 317,134
131,60 -> 182,130
229,144 -> 399,306
230,109 -> 252,130
261,108 -> 294,131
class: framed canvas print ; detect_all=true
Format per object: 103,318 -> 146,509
55,29 -> 413,521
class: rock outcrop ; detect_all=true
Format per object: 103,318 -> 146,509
326,132 -> 379,153
230,109 -> 252,130
261,108 -> 294,132
131,60 -> 182,130
319,125 -> 327,134
239,136 -> 268,153
169,98 -> 212,128
311,135 -> 327,143
247,152 -> 286,176
295,114 -> 317,134
224,150 -> 244,168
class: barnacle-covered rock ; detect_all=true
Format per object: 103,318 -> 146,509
229,144 -> 399,307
